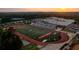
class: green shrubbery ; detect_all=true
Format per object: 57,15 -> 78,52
47,32 -> 60,42
42,32 -> 61,42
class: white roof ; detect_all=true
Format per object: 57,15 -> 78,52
43,17 -> 75,26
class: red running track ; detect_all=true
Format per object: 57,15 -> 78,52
15,32 -> 48,46
52,32 -> 69,43
38,31 -> 69,43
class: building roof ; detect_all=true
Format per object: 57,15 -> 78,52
31,20 -> 57,29
43,17 -> 75,26
68,24 -> 79,32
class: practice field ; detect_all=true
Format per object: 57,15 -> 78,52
16,25 -> 49,39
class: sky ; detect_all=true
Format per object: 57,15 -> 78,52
0,8 -> 79,12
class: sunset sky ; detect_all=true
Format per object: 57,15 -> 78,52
0,8 -> 79,12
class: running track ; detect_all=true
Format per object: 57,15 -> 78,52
15,31 -> 69,46
38,31 -> 69,43
15,32 -> 48,46
52,32 -> 69,43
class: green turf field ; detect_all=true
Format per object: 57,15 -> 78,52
22,44 -> 40,50
16,25 -> 49,39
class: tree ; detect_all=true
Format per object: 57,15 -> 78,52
74,17 -> 79,24
0,27 -> 23,50
1,17 -> 12,23
47,32 -> 61,42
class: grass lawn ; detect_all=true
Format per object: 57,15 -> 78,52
22,44 -> 40,50
16,25 -> 60,42
40,32 -> 61,42
16,25 -> 49,39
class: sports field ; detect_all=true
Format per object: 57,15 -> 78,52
16,25 -> 49,39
